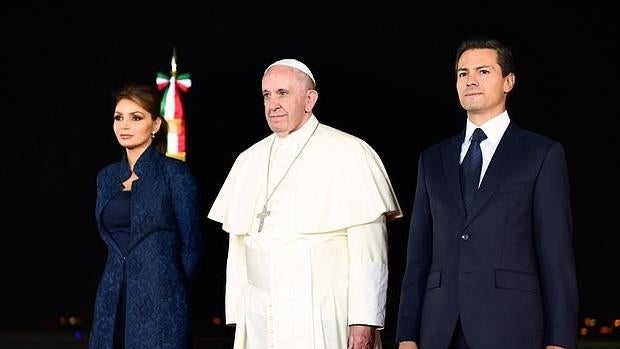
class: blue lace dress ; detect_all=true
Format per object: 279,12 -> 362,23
101,190 -> 131,349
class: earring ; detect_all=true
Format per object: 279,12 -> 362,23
151,133 -> 155,138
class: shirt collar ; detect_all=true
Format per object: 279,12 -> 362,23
465,111 -> 510,145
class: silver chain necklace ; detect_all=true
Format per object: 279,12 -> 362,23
256,122 -> 320,232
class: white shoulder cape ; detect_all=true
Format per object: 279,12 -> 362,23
208,123 -> 402,235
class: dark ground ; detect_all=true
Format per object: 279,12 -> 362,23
0,331 -> 618,349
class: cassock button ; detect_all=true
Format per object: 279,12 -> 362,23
461,233 -> 470,241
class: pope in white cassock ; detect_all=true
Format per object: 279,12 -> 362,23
208,58 -> 402,349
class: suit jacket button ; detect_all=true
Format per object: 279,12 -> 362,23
461,233 -> 470,241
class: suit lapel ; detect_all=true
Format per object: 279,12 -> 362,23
463,122 -> 524,228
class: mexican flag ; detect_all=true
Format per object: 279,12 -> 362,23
157,71 -> 192,161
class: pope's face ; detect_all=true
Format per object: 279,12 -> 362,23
262,65 -> 314,137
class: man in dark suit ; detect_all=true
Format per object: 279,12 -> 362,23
395,36 -> 578,349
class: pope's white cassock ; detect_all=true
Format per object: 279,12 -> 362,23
208,115 -> 402,349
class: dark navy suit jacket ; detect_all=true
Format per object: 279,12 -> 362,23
396,122 -> 578,349
89,146 -> 204,349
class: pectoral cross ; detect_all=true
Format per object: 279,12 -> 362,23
256,203 -> 271,232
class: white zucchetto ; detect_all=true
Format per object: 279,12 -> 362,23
265,58 -> 316,85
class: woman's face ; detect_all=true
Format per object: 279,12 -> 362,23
113,98 -> 160,151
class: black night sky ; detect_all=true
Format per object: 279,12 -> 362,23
1,2 -> 618,343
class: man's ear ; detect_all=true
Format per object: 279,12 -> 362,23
305,90 -> 318,113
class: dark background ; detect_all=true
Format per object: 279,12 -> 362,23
1,2 -> 618,343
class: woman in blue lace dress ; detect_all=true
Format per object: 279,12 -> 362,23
89,84 -> 204,349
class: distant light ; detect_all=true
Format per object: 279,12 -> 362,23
599,326 -> 613,335
579,327 -> 588,336
212,316 -> 223,326
614,318 -> 620,327
73,331 -> 82,340
583,316 -> 596,327
68,315 -> 84,326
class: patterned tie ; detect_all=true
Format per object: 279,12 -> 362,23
461,128 -> 487,212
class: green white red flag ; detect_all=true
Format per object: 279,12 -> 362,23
156,49 -> 191,161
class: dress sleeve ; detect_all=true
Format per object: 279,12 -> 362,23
225,234 -> 248,325
170,163 -> 204,281
347,215 -> 388,328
